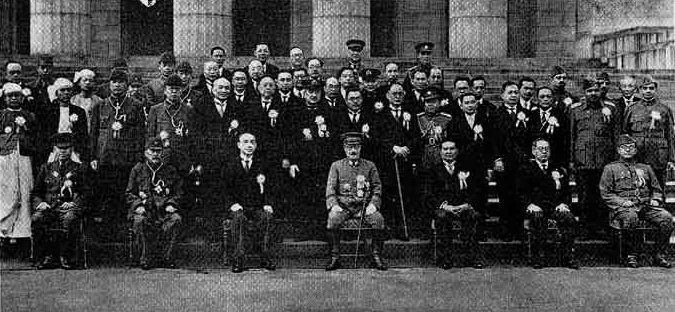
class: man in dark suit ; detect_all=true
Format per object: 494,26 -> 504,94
210,46 -> 232,80
424,139 -> 484,269
230,69 -> 257,108
222,132 -> 277,273
491,81 -> 534,240
517,138 -> 579,269
241,76 -> 286,168
371,82 -> 422,239
194,61 -> 221,95
276,70 -> 300,108
254,43 -> 280,78
27,55 -> 54,113
191,78 -> 239,219
37,78 -> 88,165
323,77 -> 346,113
404,69 -> 428,114
446,92 -> 492,217
614,75 -> 639,123
333,87 -> 375,161
470,76 -> 497,121
530,87 -> 569,167
518,77 -> 537,111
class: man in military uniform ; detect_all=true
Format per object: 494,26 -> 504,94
31,133 -> 90,270
222,132 -> 277,272
146,74 -> 195,176
125,137 -> 184,269
345,39 -> 366,75
175,61 -> 203,108
599,134 -> 674,268
549,66 -> 579,112
403,42 -> 434,92
417,87 -> 453,171
90,69 -> 145,226
360,68 -> 381,112
470,76 -> 497,120
622,75 -> 674,186
424,139 -> 484,269
517,138 -> 579,269
325,132 -> 387,271
569,78 -> 620,238
144,52 -> 176,105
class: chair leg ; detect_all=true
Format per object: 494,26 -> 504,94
526,230 -> 533,264
80,219 -> 88,269
431,220 -> 438,264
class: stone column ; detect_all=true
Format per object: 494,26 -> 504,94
448,0 -> 507,58
30,0 -> 91,55
312,0 -> 370,58
174,0 -> 233,57
395,0 -> 448,57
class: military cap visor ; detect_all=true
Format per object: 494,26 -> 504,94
415,42 -> 434,52
422,87 -> 442,101
165,74 -> 185,88
361,68 -> 381,82
617,134 -> 637,147
51,133 -> 74,148
346,39 -> 366,52
341,132 -> 364,146
146,138 -> 164,151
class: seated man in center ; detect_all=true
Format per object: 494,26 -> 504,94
325,132 -> 387,271
517,138 -> 579,269
423,138 -> 484,269
222,132 -> 277,273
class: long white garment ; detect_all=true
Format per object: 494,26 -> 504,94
0,148 -> 33,238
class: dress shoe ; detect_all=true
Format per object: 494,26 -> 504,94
261,259 -> 276,271
626,255 -> 639,268
371,255 -> 388,271
325,257 -> 341,271
565,259 -> 580,270
654,255 -> 672,268
473,261 -> 484,269
231,258 -> 244,273
60,257 -> 76,270
37,256 -> 58,270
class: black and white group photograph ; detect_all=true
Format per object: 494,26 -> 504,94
1,0 -> 675,311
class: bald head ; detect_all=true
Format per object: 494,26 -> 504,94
204,61 -> 219,81
212,77 -> 231,100
258,76 -> 276,98
248,60 -> 263,79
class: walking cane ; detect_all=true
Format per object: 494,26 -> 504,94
394,157 -> 409,240
354,200 -> 367,268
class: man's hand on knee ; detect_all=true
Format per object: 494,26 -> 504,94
36,202 -> 50,211
365,204 -> 377,216
263,205 -> 273,214
526,204 -> 543,214
555,203 -> 570,214
330,205 -> 343,214
135,206 -> 146,215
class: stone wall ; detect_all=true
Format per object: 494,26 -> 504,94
535,0 -> 576,58
291,0 -> 313,54
90,0 -> 121,60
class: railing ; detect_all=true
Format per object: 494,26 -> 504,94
592,26 -> 675,70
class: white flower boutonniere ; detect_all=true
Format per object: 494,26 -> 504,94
457,171 -> 470,190
314,115 -> 324,125
374,101 -> 384,112
473,124 -> 483,141
601,107 -> 612,123
551,170 -> 562,190
69,114 -> 79,123
650,111 -> 662,130
403,112 -> 411,122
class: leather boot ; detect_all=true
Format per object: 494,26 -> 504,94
325,230 -> 341,271
370,233 -> 388,271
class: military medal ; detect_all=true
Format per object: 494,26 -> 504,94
601,107 -> 612,123
109,97 -> 127,139
166,104 -> 185,137
650,111 -> 662,130
14,116 -> 26,133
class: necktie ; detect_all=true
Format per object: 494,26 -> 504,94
508,107 -> 516,115
282,95 -> 289,103
237,95 -> 243,102
262,101 -> 270,111
244,160 -> 250,172
446,163 -> 454,175
541,163 -> 548,171
393,109 -> 400,120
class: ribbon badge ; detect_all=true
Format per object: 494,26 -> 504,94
473,124 -> 483,141
650,111 -> 662,130
458,171 -> 470,190
551,170 -> 562,190
257,174 -> 266,194
516,111 -> 528,128
635,168 -> 646,188
601,107 -> 612,123
355,175 -> 369,199
546,116 -> 559,135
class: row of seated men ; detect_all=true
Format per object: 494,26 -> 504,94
0,56 -> 673,271
21,128 -> 675,273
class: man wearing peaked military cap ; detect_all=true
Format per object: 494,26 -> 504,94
174,61 -> 203,107
346,39 -> 366,75
146,74 -> 194,175
417,86 -> 453,177
549,65 -> 579,110
125,135 -> 184,270
623,74 -> 674,187
325,131 -> 388,271
600,134 -> 674,268
145,51 -> 177,104
32,132 -> 91,269
403,42 -> 435,92
360,68 -> 382,111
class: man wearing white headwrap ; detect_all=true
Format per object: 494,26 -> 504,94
71,69 -> 103,135
37,78 -> 88,164
0,83 -> 37,241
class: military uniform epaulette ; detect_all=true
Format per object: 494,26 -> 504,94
417,112 -> 425,117
603,101 -> 616,107
439,112 -> 452,118
570,102 -> 583,109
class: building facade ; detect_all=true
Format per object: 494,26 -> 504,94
1,0 -> 673,66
